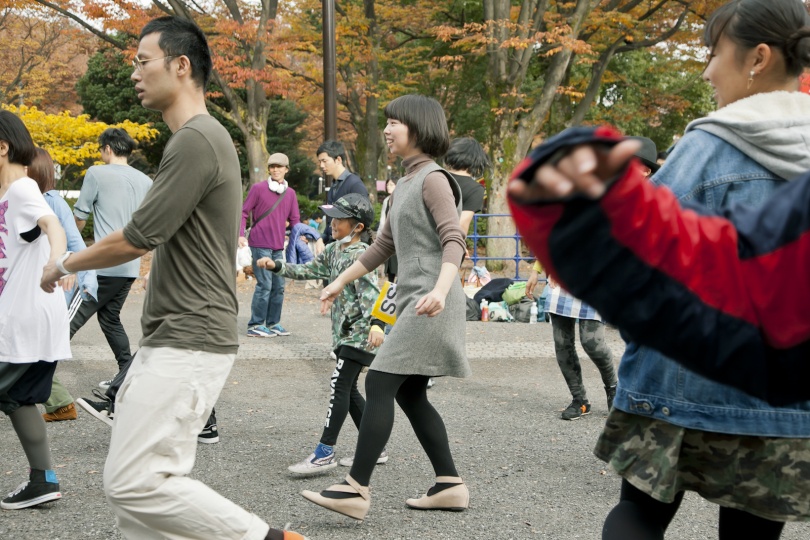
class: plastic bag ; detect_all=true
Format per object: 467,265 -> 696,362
488,301 -> 514,322
236,246 -> 252,268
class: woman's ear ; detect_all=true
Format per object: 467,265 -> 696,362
750,42 -> 774,75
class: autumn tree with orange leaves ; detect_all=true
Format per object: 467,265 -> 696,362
28,0 -> 298,185
284,0 -> 444,189
0,4 -> 95,113
430,0 -> 727,263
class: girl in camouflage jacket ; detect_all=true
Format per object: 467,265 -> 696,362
257,193 -> 386,475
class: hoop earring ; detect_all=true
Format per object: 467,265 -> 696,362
747,70 -> 755,90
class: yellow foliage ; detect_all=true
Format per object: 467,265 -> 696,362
2,104 -> 159,167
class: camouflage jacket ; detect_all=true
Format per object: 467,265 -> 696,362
275,241 -> 381,356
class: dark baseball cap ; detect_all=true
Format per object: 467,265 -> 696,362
320,193 -> 375,226
628,136 -> 660,172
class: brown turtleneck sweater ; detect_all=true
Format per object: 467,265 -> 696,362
359,154 -> 466,271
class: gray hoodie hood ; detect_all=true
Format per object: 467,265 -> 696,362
685,91 -> 810,181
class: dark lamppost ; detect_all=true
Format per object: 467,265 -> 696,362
323,0 -> 337,145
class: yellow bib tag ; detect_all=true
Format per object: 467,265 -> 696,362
371,281 -> 397,325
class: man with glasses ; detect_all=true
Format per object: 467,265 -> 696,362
42,16 -> 307,540
239,152 -> 301,337
71,128 -> 151,388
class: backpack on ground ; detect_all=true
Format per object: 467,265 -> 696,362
509,296 -> 537,322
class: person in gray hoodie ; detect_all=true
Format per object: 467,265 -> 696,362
595,1 -> 810,539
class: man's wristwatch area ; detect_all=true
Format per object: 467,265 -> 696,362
55,251 -> 74,275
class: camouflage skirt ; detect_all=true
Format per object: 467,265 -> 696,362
594,409 -> 810,522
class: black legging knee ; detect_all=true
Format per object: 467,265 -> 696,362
603,480 -> 684,540
349,371 -> 458,486
396,375 -> 458,479
603,479 -> 785,540
320,356 -> 365,447
718,506 -> 785,539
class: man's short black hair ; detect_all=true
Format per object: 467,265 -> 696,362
317,140 -> 347,163
99,128 -> 136,158
140,16 -> 213,89
384,95 -> 449,158
0,110 -> 36,166
444,137 -> 491,178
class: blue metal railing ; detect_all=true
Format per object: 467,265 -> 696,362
468,213 -> 535,280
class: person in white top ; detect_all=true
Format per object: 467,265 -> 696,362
0,110 -> 72,510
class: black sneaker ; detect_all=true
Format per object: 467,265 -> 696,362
1,469 -> 62,510
198,410 -> 219,444
76,389 -> 114,427
561,399 -> 591,420
605,385 -> 617,411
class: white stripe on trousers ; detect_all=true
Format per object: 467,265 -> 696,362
67,289 -> 83,323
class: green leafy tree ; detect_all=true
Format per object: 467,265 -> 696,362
584,48 -> 715,153
76,47 -> 169,173
264,96 -> 311,192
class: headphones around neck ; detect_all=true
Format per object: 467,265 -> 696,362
268,179 -> 287,194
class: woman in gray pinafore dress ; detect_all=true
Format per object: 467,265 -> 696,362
302,95 -> 471,522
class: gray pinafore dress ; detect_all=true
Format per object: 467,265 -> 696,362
370,161 -> 471,378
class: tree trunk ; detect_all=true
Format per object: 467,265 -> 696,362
362,91 -> 380,200
483,0 -> 594,271
244,131 -> 269,188
485,131 -> 523,271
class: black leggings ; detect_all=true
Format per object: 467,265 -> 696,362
602,479 -> 786,540
320,356 -> 366,447
349,371 -> 458,486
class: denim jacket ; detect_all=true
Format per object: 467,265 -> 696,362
614,121 -> 810,437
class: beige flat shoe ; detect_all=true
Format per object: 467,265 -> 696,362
301,475 -> 370,521
406,476 -> 469,511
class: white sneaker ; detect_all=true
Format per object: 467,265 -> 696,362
288,450 -> 337,476
98,379 -> 112,391
339,449 -> 389,467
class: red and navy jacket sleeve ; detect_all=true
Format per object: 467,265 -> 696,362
508,126 -> 810,405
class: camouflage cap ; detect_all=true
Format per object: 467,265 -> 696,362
320,193 -> 375,226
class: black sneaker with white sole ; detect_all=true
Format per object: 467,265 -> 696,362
76,390 -> 114,427
561,399 -> 591,420
1,469 -> 62,510
198,409 -> 220,444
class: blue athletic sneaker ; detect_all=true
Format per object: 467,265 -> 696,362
268,324 -> 290,336
247,325 -> 274,338
288,443 -> 336,475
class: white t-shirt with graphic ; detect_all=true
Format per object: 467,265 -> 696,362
0,178 -> 71,363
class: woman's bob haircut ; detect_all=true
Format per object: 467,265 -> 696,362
384,94 -> 450,158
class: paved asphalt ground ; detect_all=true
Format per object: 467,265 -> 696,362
3,280 -> 809,540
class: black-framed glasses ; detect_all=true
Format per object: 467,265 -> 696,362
132,55 -> 177,72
